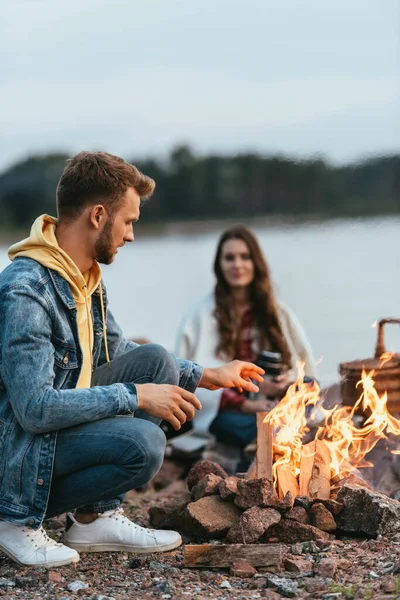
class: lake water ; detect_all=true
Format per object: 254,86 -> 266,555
1,216 -> 399,386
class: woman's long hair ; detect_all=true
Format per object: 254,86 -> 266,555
213,225 -> 292,368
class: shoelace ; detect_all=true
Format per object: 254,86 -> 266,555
104,508 -> 158,536
21,526 -> 61,549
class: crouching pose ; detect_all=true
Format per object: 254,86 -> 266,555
0,152 -> 263,568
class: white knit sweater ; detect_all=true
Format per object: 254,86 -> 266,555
175,293 -> 317,437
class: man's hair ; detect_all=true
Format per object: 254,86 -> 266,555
56,151 -> 155,221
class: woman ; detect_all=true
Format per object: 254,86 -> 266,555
175,225 -> 317,471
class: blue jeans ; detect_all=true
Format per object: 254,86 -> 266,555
209,412 -> 257,449
45,344 -> 178,517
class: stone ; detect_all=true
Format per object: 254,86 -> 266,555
235,477 -> 279,509
312,498 -> 344,515
284,557 -> 313,574
274,491 -> 294,513
0,579 -> 15,589
153,580 -> 176,595
66,580 -> 89,592
15,576 -> 38,588
230,560 -> 257,577
310,503 -> 337,532
218,476 -> 239,500
220,580 -> 232,588
291,540 -> 320,555
261,591 -> 282,600
265,518 -> 330,543
191,474 -> 222,501
149,491 -> 192,532
335,484 -> 400,536
186,460 -> 227,490
266,574 -> 298,597
285,506 -> 310,524
226,506 -> 281,544
336,472 -> 373,490
184,495 -> 240,538
294,495 -> 311,510
304,577 -> 329,593
128,557 -> 145,568
382,580 -> 395,593
321,594 -> 342,600
48,571 -> 63,583
316,557 -> 338,578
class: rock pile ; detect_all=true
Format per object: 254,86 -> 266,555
149,460 -> 400,543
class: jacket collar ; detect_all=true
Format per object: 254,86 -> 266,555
47,268 -> 77,310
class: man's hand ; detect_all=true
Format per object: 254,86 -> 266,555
136,384 -> 202,431
199,360 -> 265,394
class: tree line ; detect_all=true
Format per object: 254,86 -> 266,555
0,146 -> 399,231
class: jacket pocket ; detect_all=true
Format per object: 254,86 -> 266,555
53,340 -> 79,388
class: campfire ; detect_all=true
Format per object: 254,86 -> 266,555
150,364 -> 400,568
256,363 -> 400,503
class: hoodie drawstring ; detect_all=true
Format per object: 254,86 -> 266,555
99,283 -> 111,368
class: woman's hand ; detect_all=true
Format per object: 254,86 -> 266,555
259,372 -> 290,398
199,360 -> 265,393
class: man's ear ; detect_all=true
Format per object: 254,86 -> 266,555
89,205 -> 106,229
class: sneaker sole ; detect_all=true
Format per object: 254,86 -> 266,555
64,537 -> 182,554
0,543 -> 80,568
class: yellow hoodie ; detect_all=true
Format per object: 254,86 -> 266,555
8,214 -> 105,389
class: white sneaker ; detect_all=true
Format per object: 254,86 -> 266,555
63,508 -> 182,553
0,519 -> 79,567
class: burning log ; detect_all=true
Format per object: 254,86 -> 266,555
276,464 -> 299,500
256,412 -> 273,479
299,440 -> 331,500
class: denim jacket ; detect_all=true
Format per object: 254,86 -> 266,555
0,257 -> 203,528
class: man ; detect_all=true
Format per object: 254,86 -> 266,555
0,152 -> 263,568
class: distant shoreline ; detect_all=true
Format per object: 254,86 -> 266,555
1,212 -> 399,246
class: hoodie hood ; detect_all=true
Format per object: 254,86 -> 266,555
8,214 -> 102,302
8,214 -> 107,388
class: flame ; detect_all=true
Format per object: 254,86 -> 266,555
379,352 -> 395,367
264,363 -> 321,483
263,365 -> 400,489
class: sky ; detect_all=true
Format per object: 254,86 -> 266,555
1,0 -> 399,172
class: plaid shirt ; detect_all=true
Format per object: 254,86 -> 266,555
219,309 -> 258,412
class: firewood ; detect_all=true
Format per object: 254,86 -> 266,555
276,464 -> 299,500
300,440 -> 331,499
299,441 -> 316,496
310,440 -> 331,499
256,412 -> 273,480
184,543 -> 282,567
246,460 -> 257,480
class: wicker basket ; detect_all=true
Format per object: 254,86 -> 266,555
339,318 -> 400,413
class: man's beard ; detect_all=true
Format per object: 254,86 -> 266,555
95,218 -> 115,264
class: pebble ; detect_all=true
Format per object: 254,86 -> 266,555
266,574 -> 298,597
0,579 -> 15,588
220,581 -> 232,589
154,580 -> 177,595
66,580 -> 89,592
15,576 -> 37,588
321,594 -> 342,600
291,541 -> 320,555
369,570 -> 379,579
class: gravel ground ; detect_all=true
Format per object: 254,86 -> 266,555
1,488 -> 400,600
